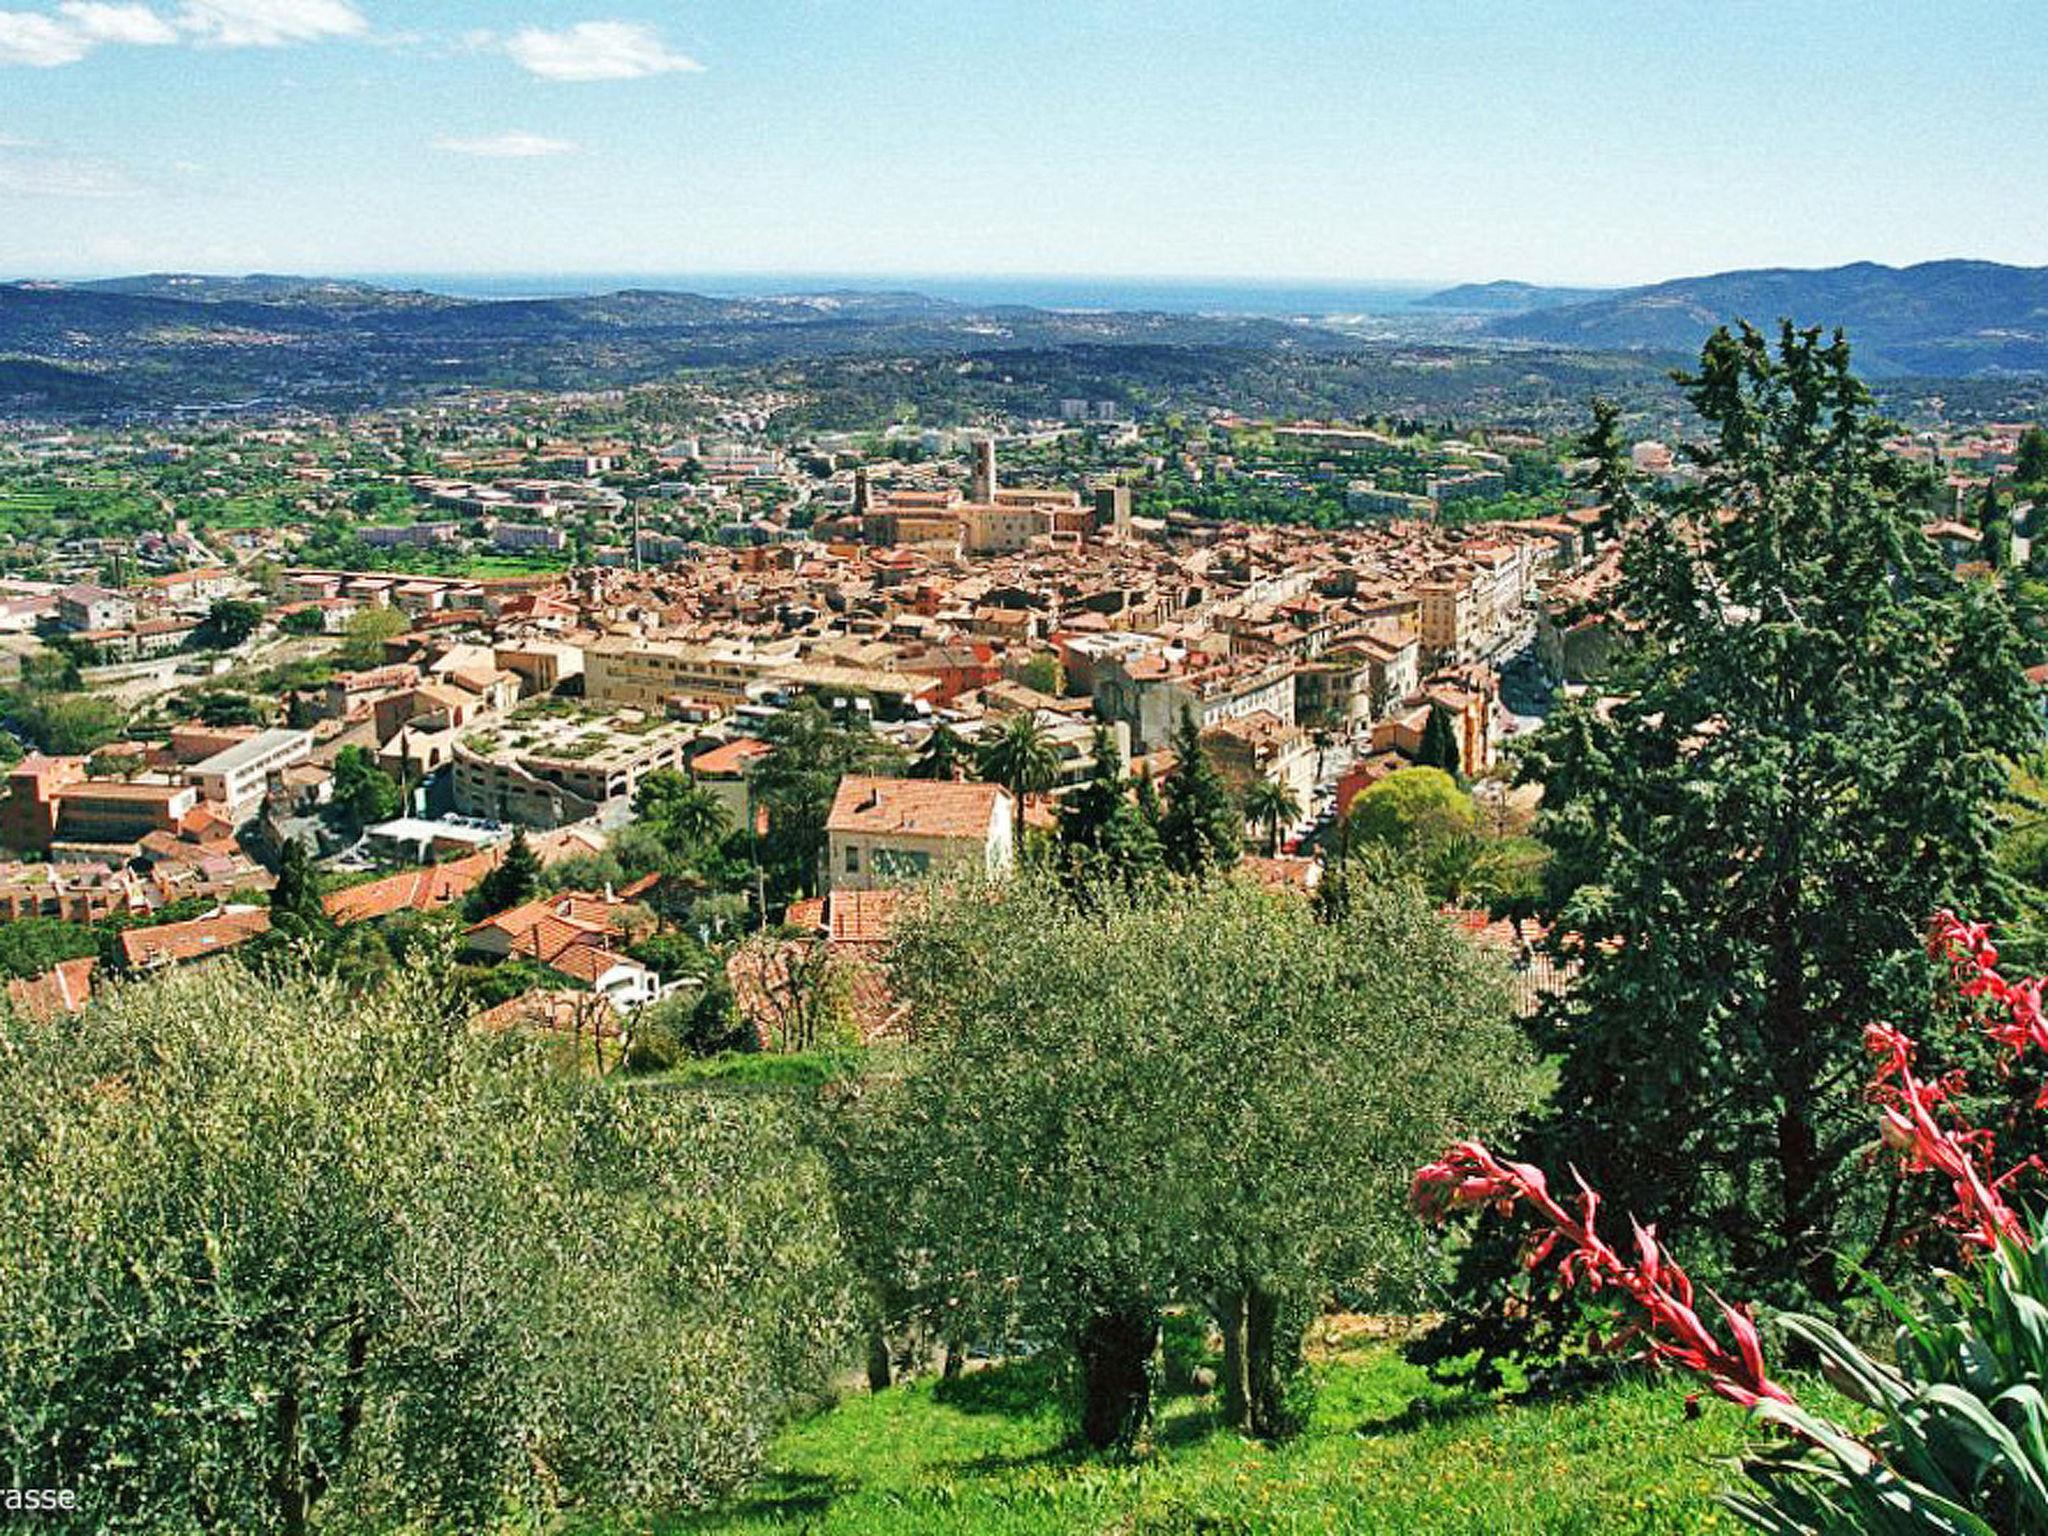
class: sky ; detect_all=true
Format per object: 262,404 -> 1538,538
0,0 -> 2044,287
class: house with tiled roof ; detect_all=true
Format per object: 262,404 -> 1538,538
119,908 -> 272,971
464,889 -> 662,1009
824,776 -> 1013,893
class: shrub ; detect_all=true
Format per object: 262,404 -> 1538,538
1413,911 -> 2048,1533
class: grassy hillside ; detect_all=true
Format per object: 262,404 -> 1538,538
656,1332 -> 1760,1536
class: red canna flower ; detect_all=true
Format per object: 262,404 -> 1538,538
1410,1142 -> 1795,1409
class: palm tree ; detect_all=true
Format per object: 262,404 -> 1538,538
1241,777 -> 1303,857
977,711 -> 1061,850
667,779 -> 732,851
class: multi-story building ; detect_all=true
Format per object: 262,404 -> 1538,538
451,709 -> 692,828
58,584 -> 137,633
824,776 -> 1014,893
184,729 -> 313,821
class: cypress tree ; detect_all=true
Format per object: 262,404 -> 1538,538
1158,710 -> 1241,877
1416,703 -> 1461,776
1980,480 -> 2011,570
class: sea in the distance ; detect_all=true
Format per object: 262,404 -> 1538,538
349,271 -> 1442,318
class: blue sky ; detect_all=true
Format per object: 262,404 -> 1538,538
1,0 -> 2044,285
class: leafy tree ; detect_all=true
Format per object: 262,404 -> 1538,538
8,692 -> 124,755
1437,325 -> 2041,1364
331,745 -> 401,828
1415,703 -> 1461,775
864,872 -> 1534,1449
197,597 -> 264,650
1241,775 -> 1302,857
0,917 -> 100,981
751,698 -> 905,902
1158,710 -> 1241,877
279,607 -> 327,637
909,721 -> 968,781
337,605 -> 409,669
469,829 -> 542,919
1345,766 -> 1476,854
977,710 -> 1061,849
0,957 -> 853,1533
188,690 -> 267,728
1980,479 -> 2012,570
1017,653 -> 1067,697
634,769 -> 731,857
2018,425 -> 2048,488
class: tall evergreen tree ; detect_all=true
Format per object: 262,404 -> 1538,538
1415,703 -> 1461,776
2017,425 -> 2048,489
1980,479 -> 2012,570
1575,395 -> 1638,541
1431,325 -> 2041,1370
1158,710 -> 1242,877
267,838 -> 331,941
1058,724 -> 1163,890
471,829 -> 543,918
909,722 -> 968,781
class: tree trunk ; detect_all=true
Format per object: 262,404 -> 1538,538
1246,1280 -> 1308,1441
941,1335 -> 965,1381
1212,1288 -> 1252,1433
270,1387 -> 309,1536
1076,1305 -> 1159,1452
865,1326 -> 893,1394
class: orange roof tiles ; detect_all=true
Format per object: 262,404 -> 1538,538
825,776 -> 1004,841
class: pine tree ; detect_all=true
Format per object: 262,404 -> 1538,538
2017,426 -> 2048,489
1058,724 -> 1164,891
1575,396 -> 1637,540
910,722 -> 968,781
1158,710 -> 1241,877
471,829 -> 542,918
1428,325 -> 2042,1372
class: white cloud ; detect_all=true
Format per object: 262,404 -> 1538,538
173,0 -> 366,47
436,130 -> 576,159
0,0 -> 362,63
58,1 -> 175,44
0,10 -> 92,64
503,20 -> 700,82
0,147 -> 144,197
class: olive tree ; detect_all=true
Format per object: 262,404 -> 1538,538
863,870 -> 1536,1451
0,955 -> 854,1534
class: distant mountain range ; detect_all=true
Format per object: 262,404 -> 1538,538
1462,260 -> 2048,375
1412,280 -> 1614,313
1,260 -> 2043,415
0,275 -> 1334,411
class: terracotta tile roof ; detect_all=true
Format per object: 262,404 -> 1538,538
7,956 -> 96,1020
824,887 -> 906,946
119,908 -> 271,969
825,776 -> 1005,841
548,942 -> 644,986
692,737 -> 773,776
474,987 -> 623,1041
322,848 -> 498,924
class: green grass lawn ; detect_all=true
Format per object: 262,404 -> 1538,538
653,1340 -> 1758,1536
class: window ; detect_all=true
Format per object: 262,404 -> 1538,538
845,844 -> 860,873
